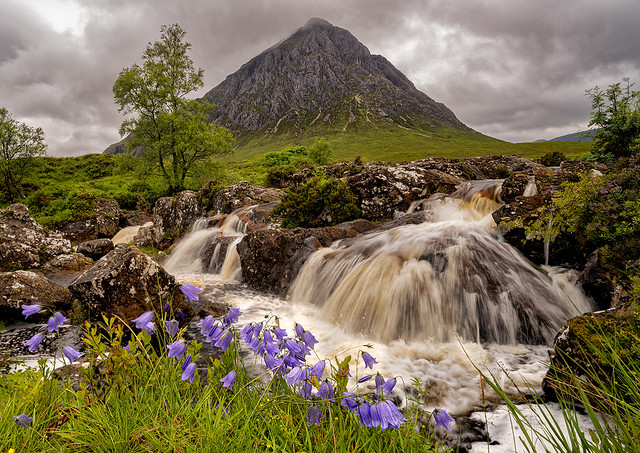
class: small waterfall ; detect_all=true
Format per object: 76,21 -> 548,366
289,183 -> 591,345
112,222 -> 153,245
523,176 -> 538,197
449,179 -> 504,218
220,237 -> 243,281
162,214 -> 246,279
163,227 -> 221,274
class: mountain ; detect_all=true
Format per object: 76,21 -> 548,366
534,130 -> 595,143
201,18 -> 489,156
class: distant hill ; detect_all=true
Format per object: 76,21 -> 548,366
201,18 -> 495,159
534,130 -> 595,143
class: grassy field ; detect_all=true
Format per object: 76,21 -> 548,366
225,126 -> 590,163
1,132 -> 591,227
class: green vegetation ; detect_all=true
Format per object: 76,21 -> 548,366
307,139 -> 332,165
113,24 -> 233,193
225,123 -> 591,164
539,150 -> 567,166
0,107 -> 47,203
482,310 -> 640,452
2,306 -> 446,452
273,169 -> 361,228
586,77 -> 640,163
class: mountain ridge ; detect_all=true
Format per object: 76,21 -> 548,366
201,18 -> 484,152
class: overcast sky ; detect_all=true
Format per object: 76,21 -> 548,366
2,0 -> 639,157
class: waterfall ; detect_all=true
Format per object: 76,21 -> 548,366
111,221 -> 153,245
162,214 -> 246,278
523,176 -> 538,197
289,182 -> 591,345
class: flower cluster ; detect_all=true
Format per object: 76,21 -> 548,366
20,304 -> 82,364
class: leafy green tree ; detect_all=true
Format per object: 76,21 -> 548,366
587,78 -> 640,162
308,139 -> 332,165
113,24 -> 233,193
0,107 -> 47,202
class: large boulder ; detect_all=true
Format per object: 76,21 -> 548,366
77,238 -> 115,261
68,245 -> 194,324
0,270 -> 73,321
199,181 -> 283,215
236,220 -> 375,295
0,204 -> 72,272
152,191 -> 201,248
59,196 -> 124,244
542,307 -> 638,401
345,163 -> 463,220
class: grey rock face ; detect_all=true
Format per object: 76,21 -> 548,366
68,245 -> 194,324
152,191 -> 202,248
58,197 -> 124,244
77,238 -> 115,261
0,270 -> 73,319
200,181 -> 283,215
0,204 -> 72,272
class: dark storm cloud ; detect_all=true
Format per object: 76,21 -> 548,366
1,0 -> 639,155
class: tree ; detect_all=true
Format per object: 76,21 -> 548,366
587,77 -> 640,162
0,107 -> 47,202
308,139 -> 332,165
113,24 -> 233,193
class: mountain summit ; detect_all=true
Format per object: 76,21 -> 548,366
202,18 -> 475,150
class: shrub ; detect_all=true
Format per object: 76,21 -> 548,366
264,165 -> 296,188
259,146 -> 307,168
527,154 -> 640,294
308,139 -> 332,165
539,150 -> 566,166
273,170 -> 361,228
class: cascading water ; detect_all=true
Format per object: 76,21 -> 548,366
163,214 -> 245,279
289,181 -> 591,345
155,180 -> 594,446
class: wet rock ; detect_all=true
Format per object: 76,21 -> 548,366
500,172 -> 530,203
542,307 -> 637,401
0,204 -> 72,272
200,181 -> 283,215
578,249 -> 615,311
0,270 -> 73,321
42,253 -> 94,274
237,224 -> 365,295
493,195 -> 592,267
77,238 -> 115,260
233,201 -> 280,231
68,245 -> 194,324
152,191 -> 201,249
59,197 -> 124,244
201,235 -> 240,274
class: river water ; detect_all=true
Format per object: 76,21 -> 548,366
160,180 -> 594,449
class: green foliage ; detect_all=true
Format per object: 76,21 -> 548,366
587,78 -> 640,163
308,139 -> 332,165
0,312 -> 443,452
113,24 -> 233,193
539,150 -> 567,166
527,156 -> 640,293
264,164 -> 296,188
0,107 -> 47,203
258,145 -> 308,167
480,311 -> 640,452
274,170 -> 361,228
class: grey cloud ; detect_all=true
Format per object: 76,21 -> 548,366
2,0 -> 640,155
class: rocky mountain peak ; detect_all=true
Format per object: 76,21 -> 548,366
201,18 -> 470,145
